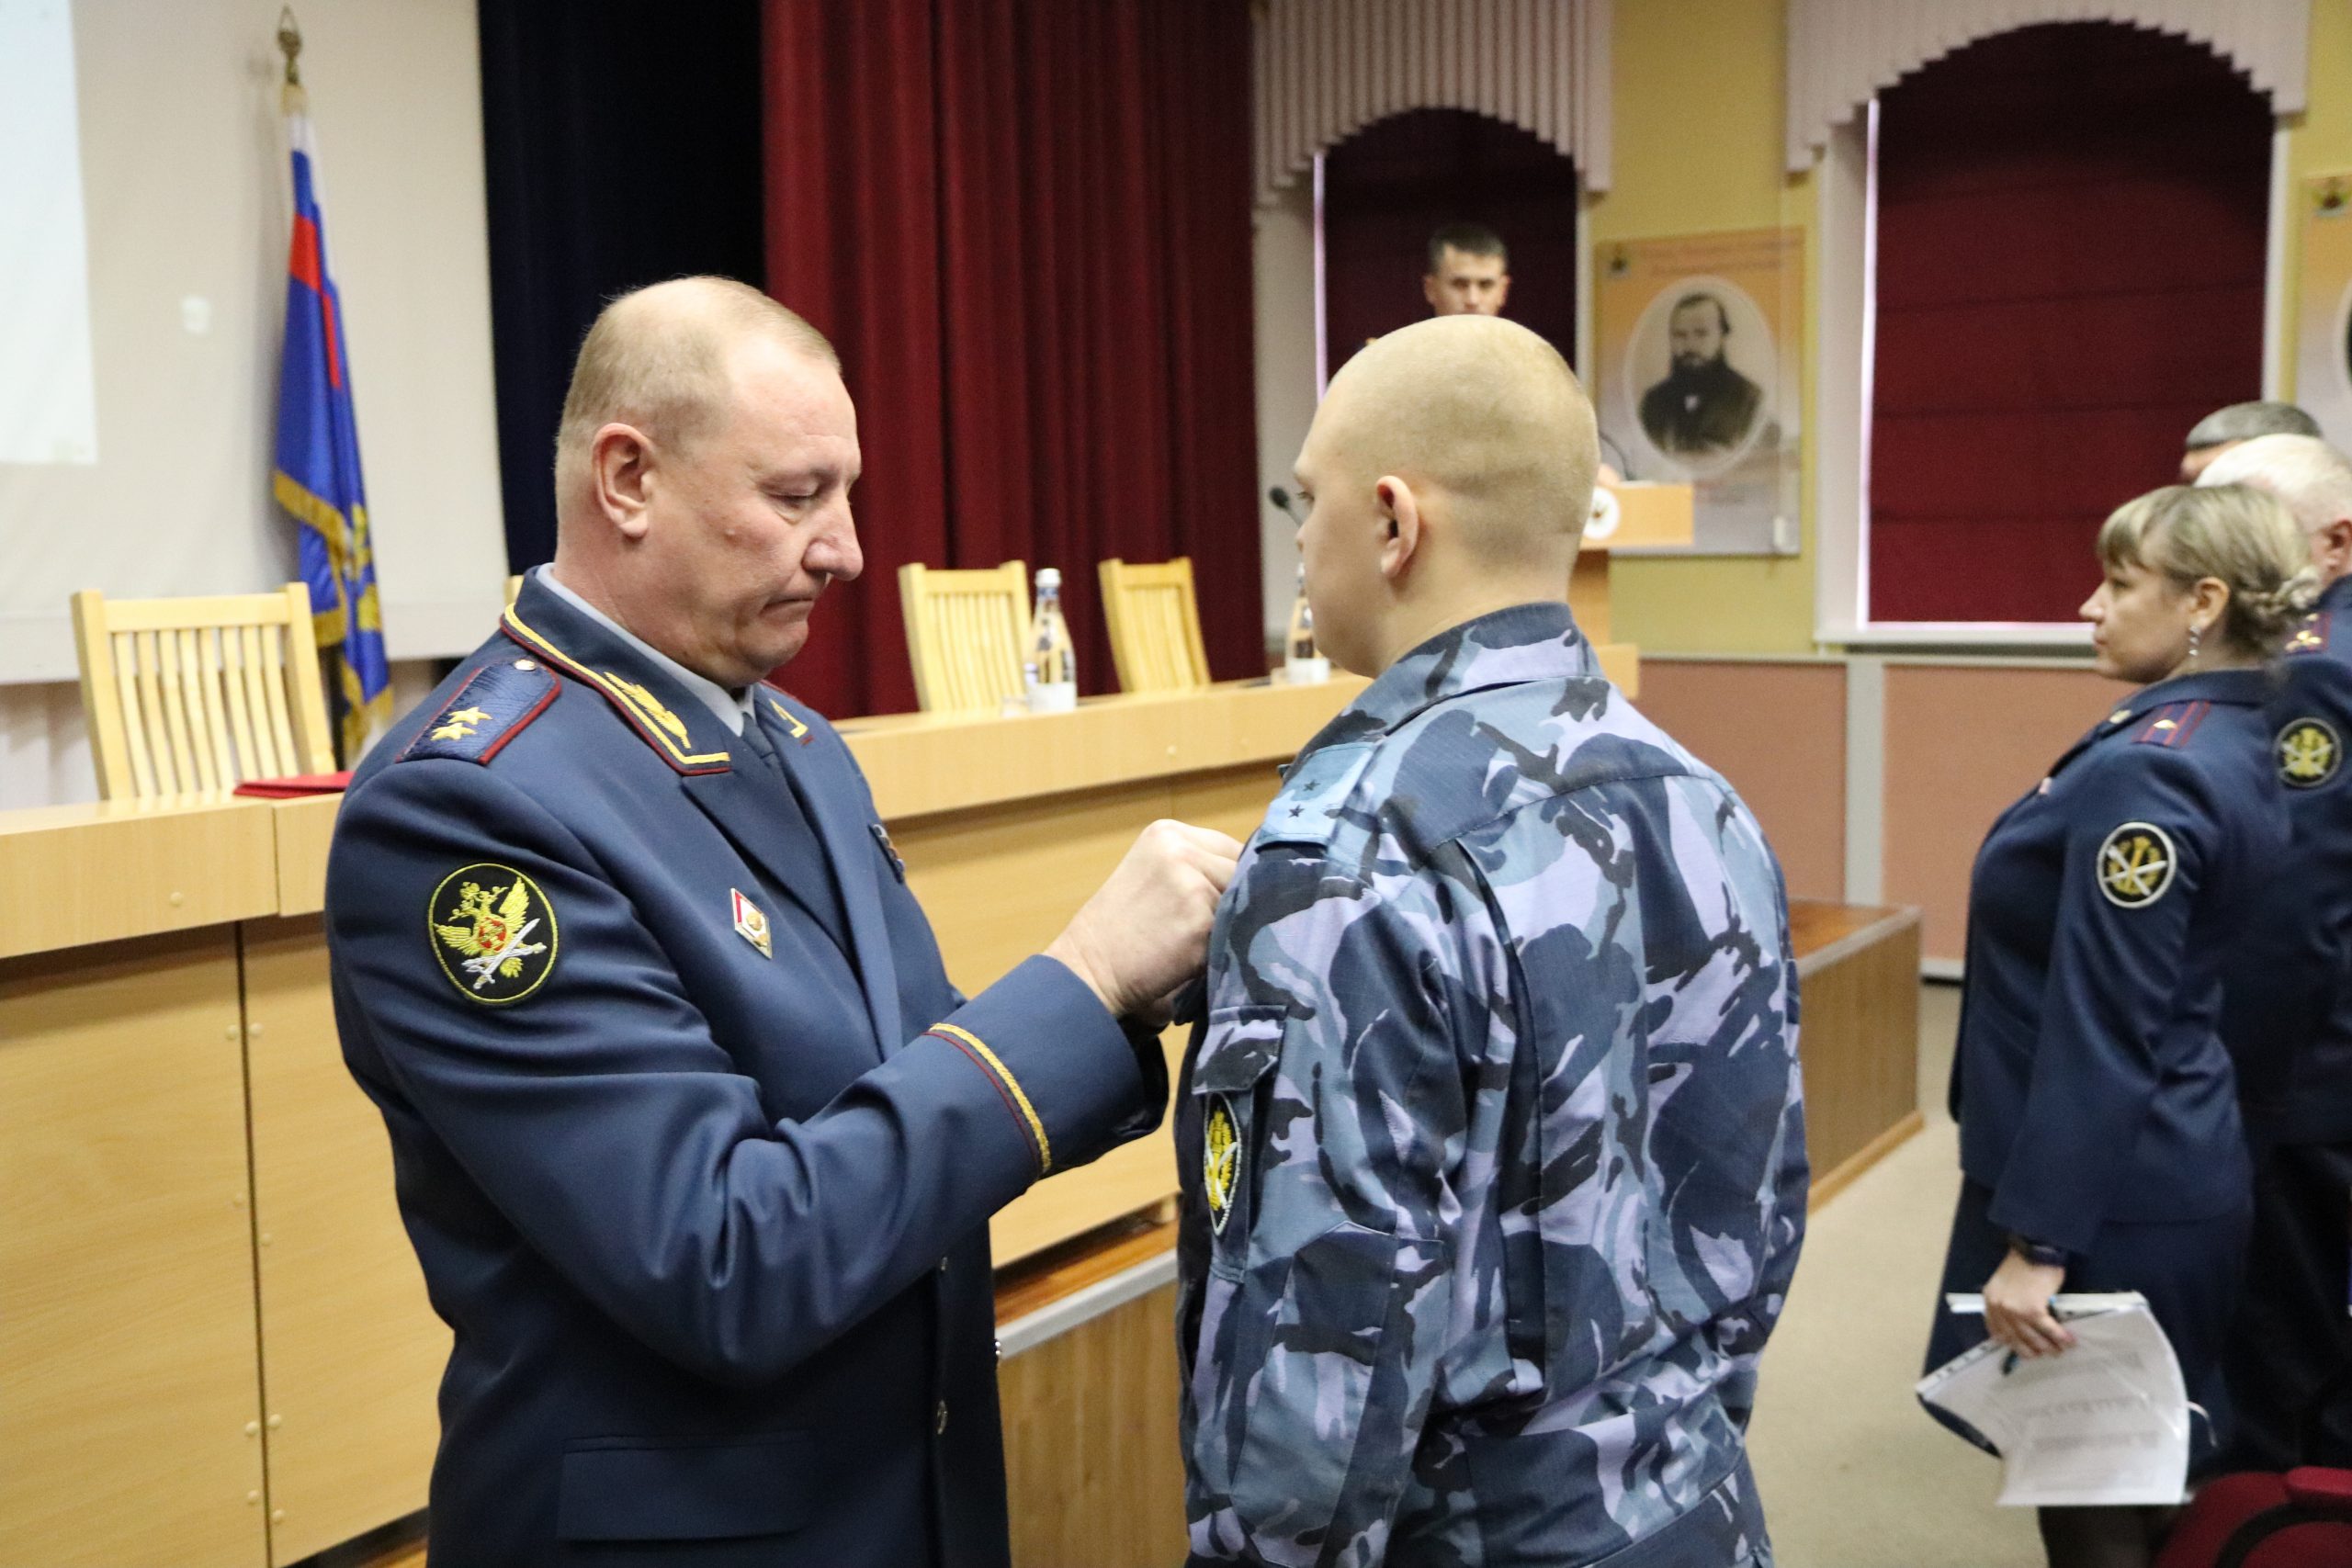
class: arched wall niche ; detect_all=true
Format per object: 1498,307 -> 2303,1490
1786,0 -> 2309,172
1252,0 -> 1612,207
1850,19 -> 2275,628
1318,107 -> 1580,387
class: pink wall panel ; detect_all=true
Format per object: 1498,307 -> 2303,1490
1634,661 -> 1847,903
1882,664 -> 2117,964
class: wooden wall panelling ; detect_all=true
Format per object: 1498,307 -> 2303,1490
0,931 -> 267,1568
999,1282 -> 1186,1568
1881,663 -> 2112,964
242,916 -> 447,1564
1634,660 -> 1848,902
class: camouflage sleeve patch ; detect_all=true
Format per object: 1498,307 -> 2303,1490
401,659 -> 559,766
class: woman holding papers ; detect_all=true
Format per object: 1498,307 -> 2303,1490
1926,484 -> 2312,1568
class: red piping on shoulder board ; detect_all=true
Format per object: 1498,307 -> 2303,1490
395,664 -> 560,765
2134,701 -> 2210,748
477,682 -> 560,764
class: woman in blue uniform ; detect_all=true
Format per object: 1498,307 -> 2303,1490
1927,484 -> 2314,1568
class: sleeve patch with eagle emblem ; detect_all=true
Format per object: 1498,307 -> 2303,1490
2096,822 -> 2177,909
2278,717 -> 2342,789
430,863 -> 559,1003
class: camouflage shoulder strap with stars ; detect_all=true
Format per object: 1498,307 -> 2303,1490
1254,741 -> 1380,854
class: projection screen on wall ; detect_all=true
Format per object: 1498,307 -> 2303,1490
0,0 -> 99,468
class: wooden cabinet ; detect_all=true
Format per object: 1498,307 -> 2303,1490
0,931 -> 267,1568
243,916 -> 447,1563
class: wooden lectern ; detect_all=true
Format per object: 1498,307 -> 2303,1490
1575,481 -> 1694,700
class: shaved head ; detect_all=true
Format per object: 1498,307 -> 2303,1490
555,276 -> 837,522
1314,316 -> 1598,563
1291,316 -> 1600,674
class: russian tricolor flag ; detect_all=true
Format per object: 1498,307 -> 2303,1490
272,90 -> 389,760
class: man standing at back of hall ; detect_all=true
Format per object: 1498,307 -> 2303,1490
325,276 -> 1239,1567
1423,222 -> 1511,317
1175,314 -> 1808,1566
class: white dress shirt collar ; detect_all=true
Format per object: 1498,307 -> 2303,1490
536,566 -> 755,738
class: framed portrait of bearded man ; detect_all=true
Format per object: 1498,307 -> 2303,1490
1597,228 -> 1803,556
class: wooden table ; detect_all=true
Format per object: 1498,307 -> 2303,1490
0,677 -> 1917,1568
0,677 -> 1362,1568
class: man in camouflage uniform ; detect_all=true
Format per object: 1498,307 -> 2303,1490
1175,315 -> 1807,1567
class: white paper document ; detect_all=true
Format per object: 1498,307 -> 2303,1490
1917,1292 -> 2191,1507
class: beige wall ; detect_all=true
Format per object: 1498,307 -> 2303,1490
1253,183 -> 1317,659
1882,664 -> 2113,964
1637,656 -> 2122,969
1599,0 -> 1822,656
0,0 -> 503,682
1634,659 -> 1846,904
0,0 -> 501,807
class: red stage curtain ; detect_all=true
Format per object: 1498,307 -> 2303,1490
1869,22 -> 2269,625
763,0 -> 1261,718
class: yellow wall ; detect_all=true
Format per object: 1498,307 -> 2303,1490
1600,2 -> 2348,657
2281,0 -> 2352,397
1596,0 -> 1821,655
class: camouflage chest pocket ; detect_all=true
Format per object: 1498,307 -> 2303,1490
1191,1006 -> 1283,1277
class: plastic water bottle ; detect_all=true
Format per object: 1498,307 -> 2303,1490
1024,568 -> 1077,713
1283,564 -> 1328,683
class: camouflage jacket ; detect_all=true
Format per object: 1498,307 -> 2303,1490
1174,603 -> 1807,1567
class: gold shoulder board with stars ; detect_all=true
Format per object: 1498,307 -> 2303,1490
430,863 -> 559,1003
1203,1095 -> 1242,1235
2286,613 -> 2335,658
2278,717 -> 2342,789
2096,822 -> 2177,909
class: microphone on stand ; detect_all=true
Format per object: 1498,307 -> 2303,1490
1268,485 -> 1306,522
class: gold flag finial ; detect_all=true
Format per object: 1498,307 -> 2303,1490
277,7 -> 306,114
277,7 -> 303,86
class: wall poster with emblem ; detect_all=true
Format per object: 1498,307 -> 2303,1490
1594,227 -> 1803,557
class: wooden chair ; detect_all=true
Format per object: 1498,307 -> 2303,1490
71,583 -> 336,799
1099,558 -> 1209,693
898,561 -> 1032,713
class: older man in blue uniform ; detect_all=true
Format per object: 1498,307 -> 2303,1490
327,277 -> 1238,1566
2201,434 -> 2352,1470
1174,315 -> 1807,1566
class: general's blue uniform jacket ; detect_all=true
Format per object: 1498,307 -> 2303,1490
2225,577 -> 2352,1145
1953,668 -> 2284,1257
325,576 -> 1163,1567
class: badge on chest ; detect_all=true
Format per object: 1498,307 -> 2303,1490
731,888 -> 773,957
